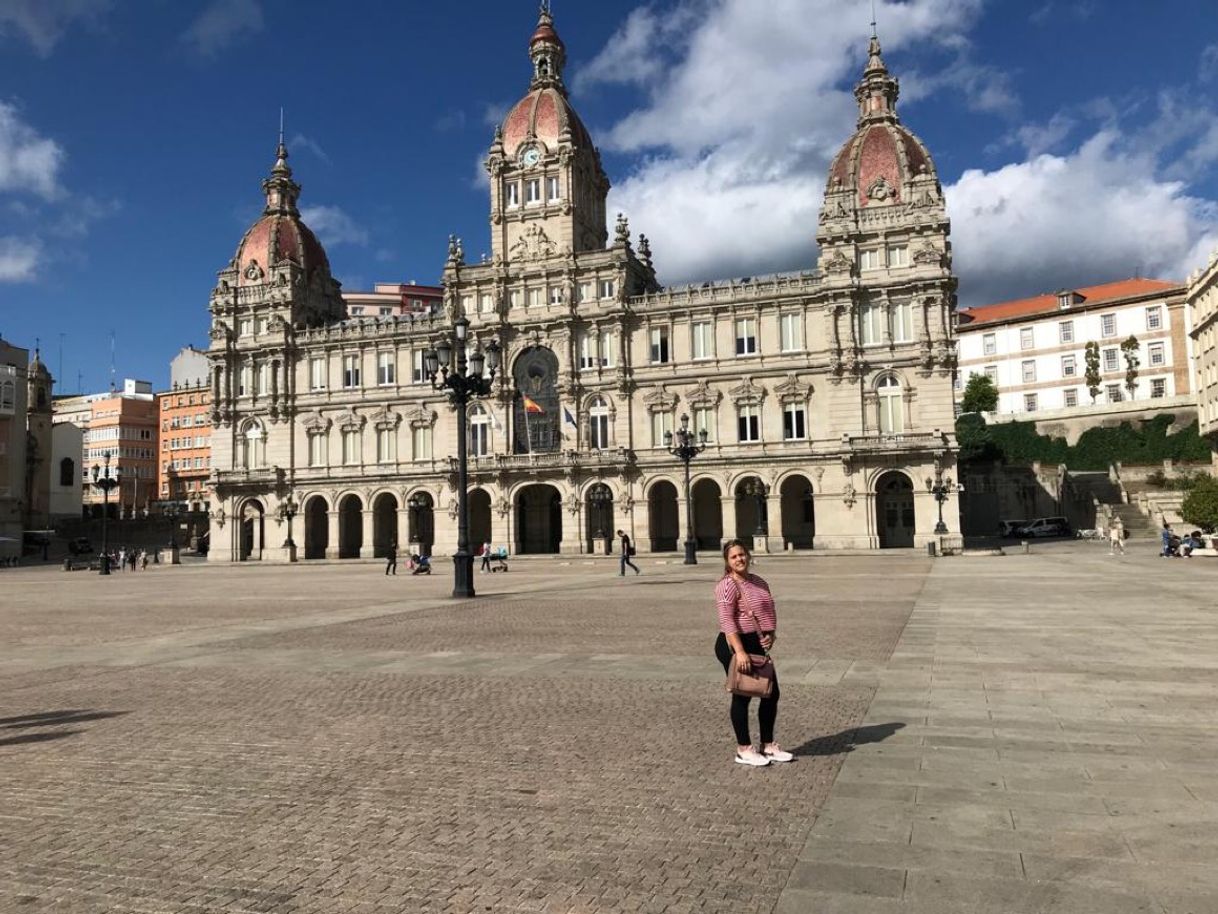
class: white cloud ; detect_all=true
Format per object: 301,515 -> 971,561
0,100 -> 65,199
300,205 -> 369,247
0,236 -> 41,281
947,131 -> 1218,306
182,0 -> 264,57
0,0 -> 109,56
1203,44 -> 1218,81
288,133 -> 329,164
588,0 -> 988,284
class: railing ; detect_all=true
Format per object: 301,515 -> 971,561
451,448 -> 636,473
630,271 -> 822,311
212,467 -> 283,487
845,432 -> 946,452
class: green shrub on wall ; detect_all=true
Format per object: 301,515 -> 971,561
1181,477 -> 1218,532
958,414 -> 1213,471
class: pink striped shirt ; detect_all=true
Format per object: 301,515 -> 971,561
716,574 -> 777,635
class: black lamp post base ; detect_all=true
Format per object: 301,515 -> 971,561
99,556 -> 110,576
452,552 -> 476,598
683,539 -> 698,565
934,521 -> 948,535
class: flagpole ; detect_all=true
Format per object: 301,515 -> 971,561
524,400 -> 532,456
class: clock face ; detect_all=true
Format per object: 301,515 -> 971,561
521,147 -> 541,168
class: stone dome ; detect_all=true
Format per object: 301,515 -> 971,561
501,87 -> 593,158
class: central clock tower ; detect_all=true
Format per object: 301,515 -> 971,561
487,3 -> 610,263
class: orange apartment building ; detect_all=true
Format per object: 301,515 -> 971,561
157,381 -> 212,513
81,380 -> 159,517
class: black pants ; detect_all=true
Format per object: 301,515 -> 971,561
481,555 -> 491,571
715,632 -> 780,746
386,558 -> 396,575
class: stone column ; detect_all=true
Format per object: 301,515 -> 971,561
629,491 -> 649,554
360,509 -> 375,559
397,509 -> 410,554
326,509 -> 340,559
759,492 -> 782,554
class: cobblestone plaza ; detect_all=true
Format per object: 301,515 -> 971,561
2,549 -> 1218,912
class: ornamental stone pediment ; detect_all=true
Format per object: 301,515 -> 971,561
336,409 -> 365,432
301,411 -> 331,434
408,402 -> 438,429
643,384 -> 677,412
728,376 -> 765,405
370,406 -> 402,430
773,373 -> 812,403
686,380 -> 721,408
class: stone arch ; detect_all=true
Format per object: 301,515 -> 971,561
337,493 -> 363,559
875,470 -> 915,548
779,473 -> 815,550
515,483 -> 562,554
648,479 -> 679,552
303,494 -> 329,560
691,476 -> 723,552
469,488 -> 493,550
238,418 -> 266,469
733,475 -> 768,548
372,492 -> 398,558
239,498 -> 265,561
406,490 -> 435,556
584,482 -> 614,554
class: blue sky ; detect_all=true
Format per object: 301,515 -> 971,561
1,0 -> 1216,392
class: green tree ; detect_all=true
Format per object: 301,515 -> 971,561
955,413 -> 997,462
1084,341 -> 1102,403
1121,335 -> 1140,400
1181,476 -> 1218,532
959,373 -> 999,413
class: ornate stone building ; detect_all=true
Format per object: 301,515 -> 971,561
206,8 -> 960,563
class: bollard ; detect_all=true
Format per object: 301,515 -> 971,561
1022,539 -> 1030,554
926,541 -> 937,557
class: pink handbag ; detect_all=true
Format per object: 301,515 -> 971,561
724,606 -> 775,698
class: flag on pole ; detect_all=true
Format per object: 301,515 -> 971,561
563,407 -> 577,428
523,396 -> 545,414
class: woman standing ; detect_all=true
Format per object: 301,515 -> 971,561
714,539 -> 794,767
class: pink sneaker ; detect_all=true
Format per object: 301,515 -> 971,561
734,747 -> 770,767
763,744 -> 794,763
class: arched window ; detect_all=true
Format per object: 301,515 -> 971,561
240,420 -> 265,469
469,404 -> 491,458
877,376 -> 903,435
60,457 -> 75,487
589,397 -> 610,450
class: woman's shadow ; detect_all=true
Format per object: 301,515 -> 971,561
792,721 -> 905,758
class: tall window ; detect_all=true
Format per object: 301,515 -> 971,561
505,182 -> 520,207
1106,384 -> 1123,403
377,352 -> 395,386
599,279 -> 616,300
241,421 -> 265,469
309,357 -> 326,390
481,294 -> 495,313
238,364 -> 251,397
413,426 -> 432,461
692,320 -> 713,360
1151,378 -> 1166,398
549,287 -> 562,306
600,330 -> 617,368
1100,313 -> 1117,337
1059,320 -> 1074,343
649,327 -> 670,364
782,403 -> 806,440
737,405 -> 760,442
859,300 -> 883,346
1061,354 -> 1077,377
376,428 -> 395,464
1020,327 -> 1034,350
1021,360 -> 1036,383
887,245 -> 908,267
579,334 -> 597,371
651,411 -> 673,448
411,350 -> 425,384
877,376 -> 903,435
578,282 -> 593,303
256,363 -> 271,396
858,249 -> 881,271
546,176 -> 560,201
526,179 -> 541,204
1063,388 -> 1078,408
779,313 -> 802,352
1148,342 -> 1165,367
1146,306 -> 1162,330
984,365 -> 998,382
589,397 -> 610,450
892,302 -> 913,343
308,434 -> 327,467
528,288 -> 543,308
735,318 -> 757,356
693,406 -> 714,443
983,333 -> 996,355
341,429 -> 360,465
1024,393 -> 1038,412
1103,348 -> 1119,372
60,457 -> 75,487
469,405 -> 490,457
342,355 -> 361,389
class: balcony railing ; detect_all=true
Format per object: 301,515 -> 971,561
845,431 -> 947,453
212,466 -> 284,488
451,447 -> 635,474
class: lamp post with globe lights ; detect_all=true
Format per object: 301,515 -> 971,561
926,472 -> 954,535
423,317 -> 501,598
664,413 -> 708,565
743,477 -> 770,541
90,451 -> 120,575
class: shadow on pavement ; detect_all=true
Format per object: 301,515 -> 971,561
793,721 -> 906,758
1,710 -> 129,730
0,730 -> 82,748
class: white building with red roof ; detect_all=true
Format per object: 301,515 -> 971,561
956,278 -> 1192,415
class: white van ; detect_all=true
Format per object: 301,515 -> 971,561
1018,517 -> 1071,538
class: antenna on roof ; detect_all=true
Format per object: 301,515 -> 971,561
109,331 -> 116,393
279,107 -> 284,146
870,0 -> 878,37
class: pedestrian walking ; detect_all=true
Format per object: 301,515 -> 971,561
1108,518 -> 1125,555
713,539 -> 792,767
480,541 -> 492,572
130,550 -> 138,572
140,549 -> 148,570
117,547 -> 127,571
1161,523 -> 1174,557
386,542 -> 398,575
617,529 -> 640,576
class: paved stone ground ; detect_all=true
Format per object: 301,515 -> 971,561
2,543 -> 1215,913
0,554 -> 921,913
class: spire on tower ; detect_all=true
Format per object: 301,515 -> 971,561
855,23 -> 900,124
262,116 -> 300,214
529,0 -> 566,89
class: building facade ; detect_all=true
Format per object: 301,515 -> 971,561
1188,248 -> 1218,444
72,380 -> 158,517
343,283 -> 443,320
0,340 -> 55,558
50,422 -> 84,520
206,9 -> 960,563
157,382 -> 212,514
957,279 -> 1190,415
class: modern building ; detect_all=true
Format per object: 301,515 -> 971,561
64,380 -> 159,517
957,279 -> 1190,415
343,283 -> 443,320
1187,248 -> 1218,444
157,381 -> 212,513
205,9 -> 961,563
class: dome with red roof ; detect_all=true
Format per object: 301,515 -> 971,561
501,87 -> 593,158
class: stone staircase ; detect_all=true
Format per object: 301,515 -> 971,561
1067,471 -> 1157,538
1109,502 -> 1156,539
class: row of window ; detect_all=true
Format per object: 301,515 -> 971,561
459,280 -> 618,315
983,306 -> 1164,355
1022,378 -> 1168,412
84,427 -> 155,442
979,342 -> 1167,386
166,436 -> 210,450
86,447 -> 154,460
164,457 -> 210,470
857,245 -> 909,271
162,394 -> 206,408
504,176 -> 562,208
163,413 -> 209,430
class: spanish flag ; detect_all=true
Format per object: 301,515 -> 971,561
523,396 -> 545,415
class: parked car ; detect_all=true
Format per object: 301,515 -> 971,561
999,519 -> 1030,538
1017,517 -> 1072,538
67,537 -> 94,555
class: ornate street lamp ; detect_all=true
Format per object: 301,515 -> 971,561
90,451 -> 120,575
664,413 -> 708,565
587,483 -> 613,555
423,317 -> 501,598
279,494 -> 298,558
743,478 -> 770,538
926,472 -> 954,535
